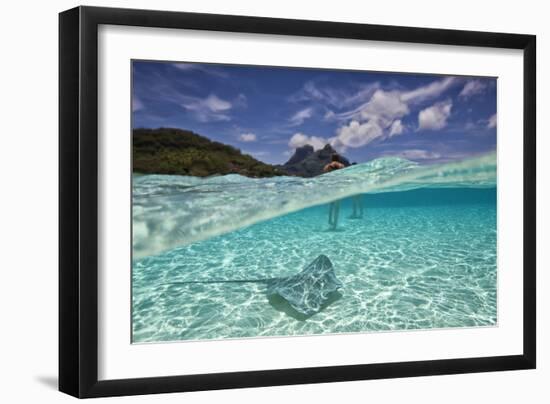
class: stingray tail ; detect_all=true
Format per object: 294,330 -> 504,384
161,278 -> 276,286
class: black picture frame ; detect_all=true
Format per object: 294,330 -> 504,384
59,5 -> 536,398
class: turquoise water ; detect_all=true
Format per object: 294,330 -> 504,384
132,154 -> 497,343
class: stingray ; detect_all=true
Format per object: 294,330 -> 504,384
163,254 -> 343,317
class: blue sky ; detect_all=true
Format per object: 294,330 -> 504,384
132,60 -> 496,165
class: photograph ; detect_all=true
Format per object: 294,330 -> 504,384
1,0 -> 543,401
131,60 -> 498,343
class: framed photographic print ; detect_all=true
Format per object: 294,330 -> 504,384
59,6 -> 536,398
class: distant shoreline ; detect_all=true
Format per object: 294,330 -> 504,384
132,127 -> 351,178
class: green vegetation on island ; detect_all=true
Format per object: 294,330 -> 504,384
133,128 -> 284,177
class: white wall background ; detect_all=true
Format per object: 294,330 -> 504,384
0,0 -> 546,402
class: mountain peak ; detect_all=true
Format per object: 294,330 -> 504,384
282,144 -> 350,177
286,144 -> 314,165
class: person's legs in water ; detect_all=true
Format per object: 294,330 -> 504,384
332,200 -> 340,229
356,195 -> 363,218
328,200 -> 340,230
350,195 -> 363,219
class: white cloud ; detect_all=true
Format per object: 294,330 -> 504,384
389,120 -> 404,137
288,132 -> 328,150
360,90 -> 410,124
418,100 -> 453,131
335,120 -> 384,148
288,77 -> 457,151
328,90 -> 411,148
487,113 -> 497,129
181,94 -> 232,122
324,77 -> 457,149
337,89 -> 409,124
293,82 -> 343,108
324,110 -> 336,121
289,107 -> 313,126
345,83 -> 383,106
291,81 -> 381,109
459,80 -> 486,98
239,133 -> 257,142
401,77 -> 456,104
203,94 -> 231,112
300,77 -> 454,115
333,77 -> 456,123
172,63 -> 228,78
173,63 -> 198,71
132,96 -> 144,112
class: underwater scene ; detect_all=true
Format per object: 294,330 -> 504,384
132,154 -> 497,342
131,60 -> 497,343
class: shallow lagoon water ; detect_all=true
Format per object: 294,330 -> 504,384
132,184 -> 497,343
